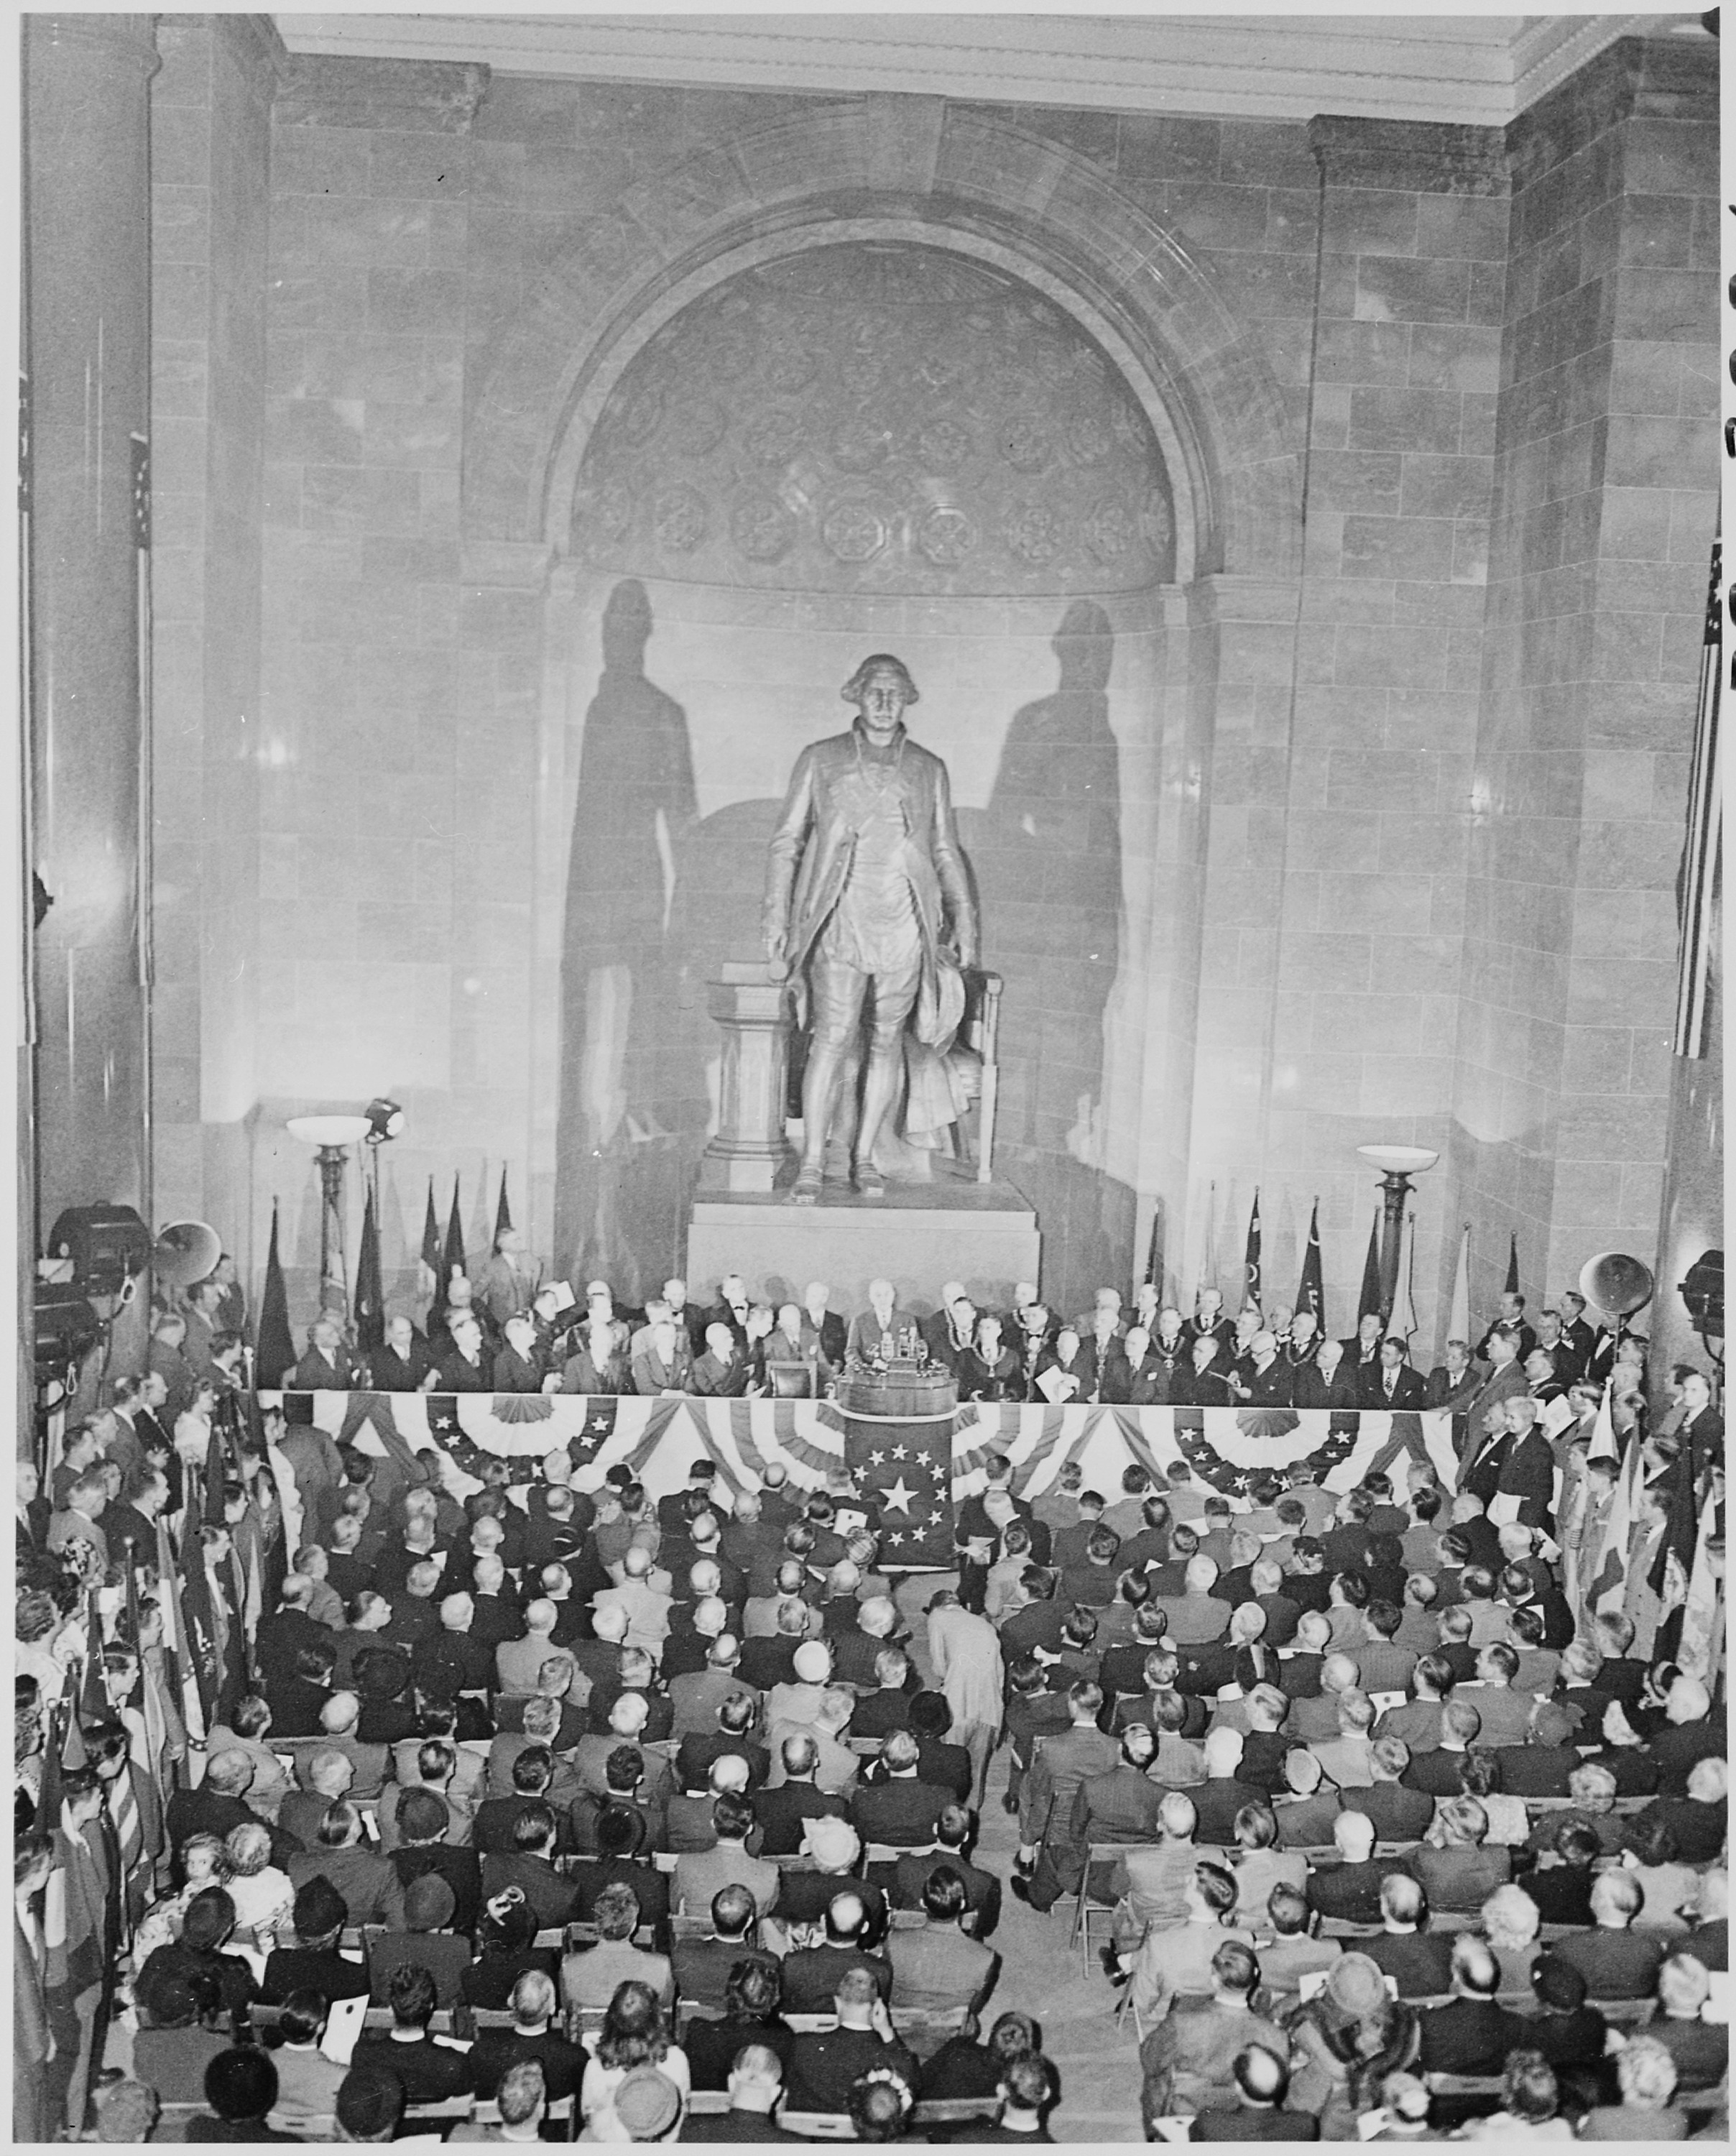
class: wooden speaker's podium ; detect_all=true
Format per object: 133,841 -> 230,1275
687,959 -> 1040,1313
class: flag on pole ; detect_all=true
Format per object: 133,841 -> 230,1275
1587,1425 -> 1645,1616
1647,1452 -> 1699,1606
255,1199 -> 296,1391
1673,534 -> 1721,1059
419,1179 -> 440,1302
1679,1484 -> 1723,1684
1447,1224 -> 1470,1349
1390,1209 -> 1418,1341
1296,1202 -> 1324,1331
1243,1192 -> 1262,1312
1587,1380 -> 1619,1465
1358,1210 -> 1383,1322
166,1519 -> 221,1741
204,1417 -> 229,1530
1504,1232 -> 1520,1298
496,1169 -> 513,1240
1197,1181 -> 1216,1296
78,1588 -> 108,1729
354,1188 -> 385,1355
443,1178 -> 467,1287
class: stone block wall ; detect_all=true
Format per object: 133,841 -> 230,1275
1454,37 -> 1717,1319
149,16 -> 277,1253
144,29 -> 1716,1337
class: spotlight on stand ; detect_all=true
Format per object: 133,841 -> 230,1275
365,1097 -> 405,1143
45,1204 -> 152,1299
1679,1248 -> 1725,1368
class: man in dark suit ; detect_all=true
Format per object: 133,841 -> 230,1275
166,1749 -> 303,1876
1358,1874 -> 1455,1999
851,1730 -> 950,1848
680,2042 -> 805,2141
782,1966 -> 918,2112
258,1876 -> 373,2004
1305,1810 -> 1410,1926
1475,1293 -> 1537,1366
1675,1370 -> 1723,1489
1171,1334 -> 1237,1408
1368,1337 -> 1426,1411
1021,1726 -> 1163,1912
669,1884 -> 778,2017
780,1892 -> 893,2013
1344,1739 -> 1435,1843
1551,1871 -> 1668,1997
479,1803 -> 582,1931
887,1805 -> 1001,1938
1188,2044 -> 1321,2142
1234,1332 -> 1294,1408
1293,1341 -> 1360,1414
1495,1399 -> 1556,1529
752,1734 -> 850,1856
1459,1333 -> 1528,1475
1416,1936 -> 1530,2073
1339,1314 -> 1384,1396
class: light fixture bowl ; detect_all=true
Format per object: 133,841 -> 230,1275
287,1114 -> 374,1148
1357,1143 -> 1440,1176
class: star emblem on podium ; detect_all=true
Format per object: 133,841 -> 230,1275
878,1477 -> 917,1515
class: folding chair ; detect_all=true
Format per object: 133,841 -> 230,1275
785,2012 -> 840,2032
362,2005 -> 456,2035
780,2110 -> 856,2139
890,2004 -> 969,2058
1596,1996 -> 1657,2029
685,2091 -> 732,2115
1425,2073 -> 1502,2102
913,2096 -> 1000,2128
1068,1840 -> 1150,1971
401,2096 -> 476,2127
468,2007 -> 520,2030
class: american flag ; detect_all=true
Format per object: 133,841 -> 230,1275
844,1417 -> 956,1567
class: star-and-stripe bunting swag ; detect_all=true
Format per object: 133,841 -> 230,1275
258,1393 -> 1461,1542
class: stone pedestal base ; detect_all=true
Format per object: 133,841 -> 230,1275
685,1173 -> 1040,1315
697,960 -> 791,1194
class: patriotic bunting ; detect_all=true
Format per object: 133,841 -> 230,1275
259,1391 -> 1461,1527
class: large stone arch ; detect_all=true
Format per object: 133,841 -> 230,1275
464,98 -> 1299,581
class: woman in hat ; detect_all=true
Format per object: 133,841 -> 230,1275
1287,1949 -> 1421,2139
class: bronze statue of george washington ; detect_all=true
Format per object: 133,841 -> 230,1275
763,654 -> 978,1204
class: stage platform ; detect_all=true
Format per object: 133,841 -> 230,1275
685,1169 -> 1040,1314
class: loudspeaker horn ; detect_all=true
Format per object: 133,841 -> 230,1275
1579,1250 -> 1656,1319
154,1219 -> 222,1289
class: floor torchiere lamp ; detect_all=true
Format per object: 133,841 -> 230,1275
287,1114 -> 373,1317
1356,1143 -> 1440,1324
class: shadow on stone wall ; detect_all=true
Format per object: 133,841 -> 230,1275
555,580 -> 708,1299
556,590 -> 1140,1312
960,599 -> 1135,1304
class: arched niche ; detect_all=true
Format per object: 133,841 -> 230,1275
479,103 -> 1298,1302
465,101 -> 1299,583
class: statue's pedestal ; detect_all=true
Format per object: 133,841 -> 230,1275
686,1171 -> 1041,1317
697,960 -> 790,1195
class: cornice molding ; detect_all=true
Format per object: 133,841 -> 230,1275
1506,31 -> 1718,190
274,52 -> 491,132
1308,115 -> 1510,196
268,13 -> 1714,129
